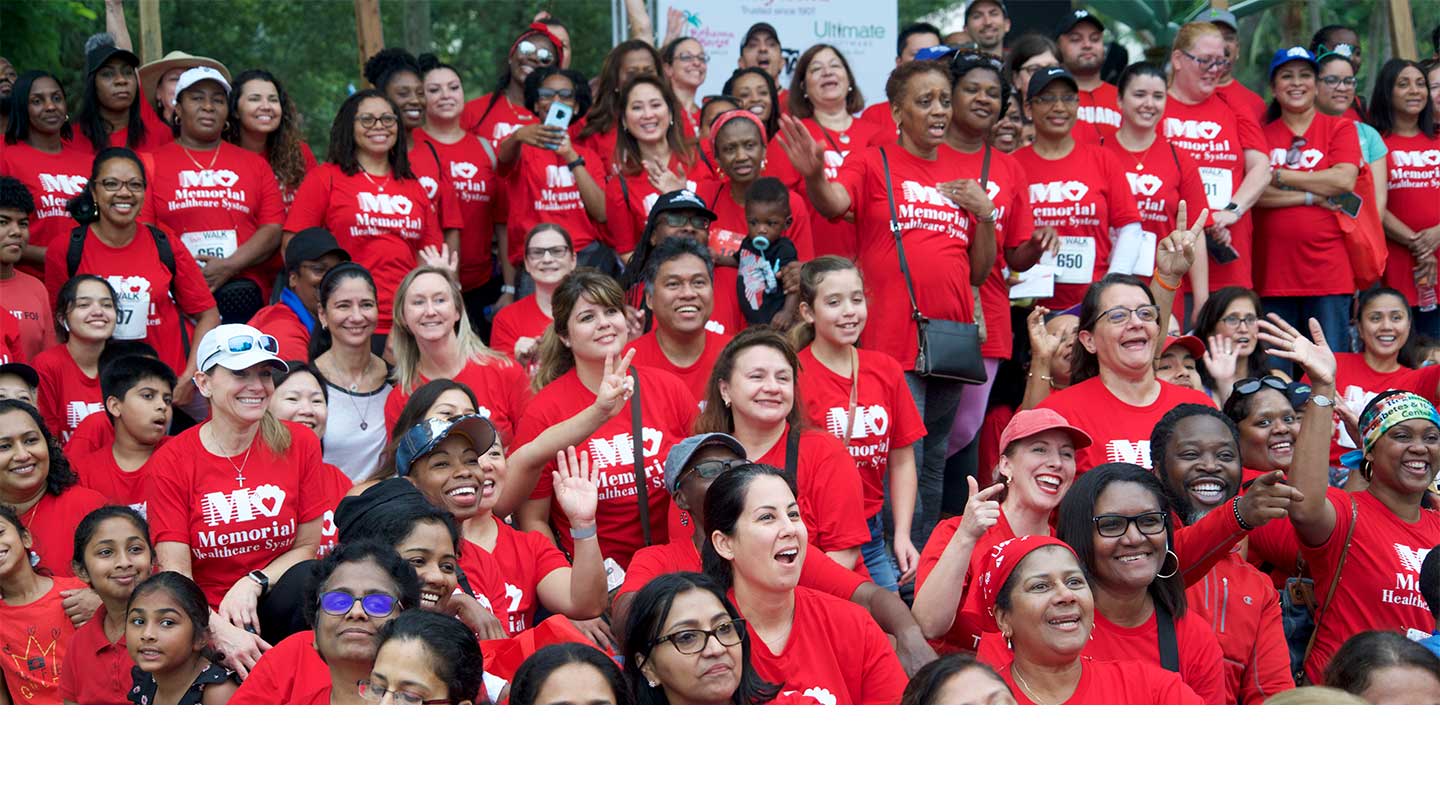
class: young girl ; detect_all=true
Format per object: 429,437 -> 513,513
32,275 -> 119,444
61,506 -> 153,704
793,257 -> 925,590
0,505 -> 86,704
125,571 -> 237,705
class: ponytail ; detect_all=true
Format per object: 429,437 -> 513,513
260,412 -> 292,455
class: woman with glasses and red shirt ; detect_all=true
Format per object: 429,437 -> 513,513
1252,47 -> 1361,354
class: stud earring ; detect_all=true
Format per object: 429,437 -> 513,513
29,550 -> 41,568
647,680 -> 659,688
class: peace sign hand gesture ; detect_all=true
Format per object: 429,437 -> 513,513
591,348 -> 636,420
1155,201 -> 1210,289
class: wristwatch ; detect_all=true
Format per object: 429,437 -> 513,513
566,155 -> 586,170
981,207 -> 1000,223
1309,394 -> 1335,409
247,570 -> 270,596
1223,202 -> 1241,216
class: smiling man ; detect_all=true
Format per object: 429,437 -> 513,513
627,237 -> 732,409
963,0 -> 1010,59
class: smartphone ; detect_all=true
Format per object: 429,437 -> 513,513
1206,231 -> 1239,264
1332,191 -> 1362,219
544,101 -> 573,132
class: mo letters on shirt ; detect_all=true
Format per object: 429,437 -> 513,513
194,484 -> 295,558
825,404 -> 892,467
588,428 -> 665,502
896,181 -> 971,239
352,192 -> 423,239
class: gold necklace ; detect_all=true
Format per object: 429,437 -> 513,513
180,142 -> 221,171
1010,663 -> 1057,705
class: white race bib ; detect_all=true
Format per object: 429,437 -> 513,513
1041,236 -> 1097,284
180,229 -> 238,261
1132,230 -> 1158,277
1198,167 -> 1234,209
114,291 -> 151,340
1008,267 -> 1056,300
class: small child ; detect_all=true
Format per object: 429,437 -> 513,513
736,177 -> 800,328
62,507 -> 154,704
125,572 -> 237,705
0,361 -> 39,406
1155,334 -> 1205,392
71,355 -> 175,510
0,506 -> 86,704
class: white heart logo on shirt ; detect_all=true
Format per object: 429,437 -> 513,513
1061,181 -> 1089,202
1127,173 -> 1164,197
249,484 -> 286,518
452,161 -> 478,179
419,176 -> 438,198
214,170 -> 239,187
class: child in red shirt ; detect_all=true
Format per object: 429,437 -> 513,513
0,505 -> 85,704
62,507 -> 153,704
73,356 -> 176,511
33,275 -> 116,444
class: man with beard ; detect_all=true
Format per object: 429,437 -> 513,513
962,0 -> 1010,59
1055,9 -> 1120,134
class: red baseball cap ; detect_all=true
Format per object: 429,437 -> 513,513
997,408 -> 1092,454
1161,335 -> 1205,359
976,536 -> 1081,632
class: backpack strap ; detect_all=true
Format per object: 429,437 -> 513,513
783,425 -> 800,485
1303,496 -> 1360,674
145,224 -> 188,358
66,225 -> 89,279
630,366 -> 650,547
477,136 -> 498,171
1155,603 -> 1181,673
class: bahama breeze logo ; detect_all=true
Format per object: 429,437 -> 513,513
677,9 -> 735,51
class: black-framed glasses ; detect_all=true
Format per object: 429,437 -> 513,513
1285,136 -> 1307,167
652,618 -> 745,654
357,679 -> 450,705
319,591 -> 398,617
1178,50 -> 1231,72
1318,75 -> 1357,88
358,113 -> 398,130
1093,511 -> 1167,538
1090,304 -> 1160,327
516,40 -> 555,65
660,212 -> 712,230
680,458 -> 745,487
1219,313 -> 1258,329
537,87 -> 575,100
97,178 -> 146,193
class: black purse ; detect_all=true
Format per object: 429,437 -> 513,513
878,147 -> 987,385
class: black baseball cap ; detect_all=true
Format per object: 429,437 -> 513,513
964,0 -> 1009,20
1055,9 -> 1105,38
1026,65 -> 1079,103
648,189 -> 718,221
0,361 -> 39,389
87,44 -> 140,78
284,227 -> 350,271
741,22 -> 780,49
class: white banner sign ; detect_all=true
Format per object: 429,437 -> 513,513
663,1 -> 899,114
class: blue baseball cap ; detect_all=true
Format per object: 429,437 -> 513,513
914,45 -> 957,62
395,414 -> 497,477
1268,46 -> 1317,81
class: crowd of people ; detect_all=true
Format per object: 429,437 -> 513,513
2,0 -> 1440,706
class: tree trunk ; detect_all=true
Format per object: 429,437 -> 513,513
354,0 -> 385,79
403,0 -> 432,56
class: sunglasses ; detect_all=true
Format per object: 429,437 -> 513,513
660,212 -> 712,230
537,87 -> 575,100
516,40 -> 555,65
1233,376 -> 1312,409
1285,136 -> 1307,168
319,591 -> 398,617
680,458 -> 745,486
213,333 -> 279,359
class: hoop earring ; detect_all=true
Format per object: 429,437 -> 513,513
1360,459 -> 1373,481
1155,549 -> 1179,580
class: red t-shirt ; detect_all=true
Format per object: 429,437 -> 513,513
462,92 -> 538,149
58,611 -> 131,704
1163,91 -> 1267,289
915,514 -> 1026,653
951,145 -> 1033,361
603,153 -> 699,254
514,367 -> 697,568
1326,354 -> 1440,465
0,140 -> 95,251
1254,113 -> 1362,297
144,421 -> 329,607
617,533 -> 866,601
110,96 -> 174,153
406,134 -> 465,234
1215,80 -> 1267,126
42,223 -> 217,378
1012,142 -> 1142,310
383,357 -> 531,447
32,345 -> 102,444
226,630 -> 331,705
1380,132 -> 1440,305
488,295 -> 551,359
64,411 -> 114,458
413,130 -> 499,291
1076,82 -> 1122,137
284,163 -> 443,333
499,142 -> 602,266
143,141 -> 286,291
695,178 -> 812,335
1186,550 -> 1294,704
1100,135 -> 1210,283
797,116 -> 894,260
797,346 -> 925,517
453,537 -> 510,621
741,585 -> 906,705
467,518 -> 571,635
24,486 -> 107,578
0,308 -> 22,364
312,462 -> 353,559
998,657 -> 1204,705
754,426 -> 871,556
575,126 -> 619,178
0,271 -> 57,361
1301,489 -> 1440,683
0,576 -> 85,705
72,438 -> 163,512
833,145 -> 982,366
627,329 -> 731,409
1037,376 -> 1215,474
247,302 -> 310,362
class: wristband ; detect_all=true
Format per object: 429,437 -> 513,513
500,284 -> 516,295
1304,192 -> 1314,207
1154,271 -> 1181,292
566,156 -> 586,170
571,524 -> 598,540
1232,496 -> 1255,531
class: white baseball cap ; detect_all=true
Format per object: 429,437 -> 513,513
197,324 -> 288,373
174,66 -> 231,100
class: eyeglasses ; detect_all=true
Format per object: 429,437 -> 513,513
680,458 -> 745,487
1093,511 -> 1167,538
526,245 -> 570,260
1285,136 -> 1307,168
675,53 -> 711,64
357,679 -> 449,705
1318,75 -> 1357,88
660,212 -> 712,230
537,87 -> 575,100
1219,313 -> 1258,329
319,591 -> 398,617
652,618 -> 745,654
1178,50 -> 1232,72
1090,304 -> 1160,327
1017,63 -> 1051,77
516,40 -> 555,65
1030,93 -> 1079,107
97,178 -> 145,193
357,113 -> 398,130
